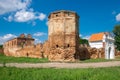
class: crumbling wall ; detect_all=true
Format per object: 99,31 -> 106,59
3,42 -> 120,61
4,47 -> 21,56
4,44 -> 43,58
115,50 -> 120,56
76,47 -> 90,60
42,41 -> 50,58
88,47 -> 105,59
48,47 -> 75,61
75,45 -> 105,60
16,44 -> 43,58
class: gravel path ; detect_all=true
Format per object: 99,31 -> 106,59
0,61 -> 120,68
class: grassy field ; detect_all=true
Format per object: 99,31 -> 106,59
0,67 -> 120,80
0,53 -> 120,63
0,54 -> 49,63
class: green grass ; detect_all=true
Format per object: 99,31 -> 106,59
0,53 -> 120,63
0,54 -> 49,63
0,67 -> 120,80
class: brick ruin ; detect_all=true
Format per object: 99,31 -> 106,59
3,34 -> 37,57
47,10 -> 80,61
3,10 -> 120,61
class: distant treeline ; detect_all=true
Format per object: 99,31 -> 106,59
79,38 -> 89,45
0,45 -> 3,48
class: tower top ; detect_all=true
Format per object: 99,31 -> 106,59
48,10 -> 79,19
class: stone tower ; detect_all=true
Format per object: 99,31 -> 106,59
48,10 -> 80,61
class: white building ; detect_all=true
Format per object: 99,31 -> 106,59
89,32 -> 115,59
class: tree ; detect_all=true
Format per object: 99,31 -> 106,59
79,38 -> 89,45
113,25 -> 120,50
0,45 -> 3,48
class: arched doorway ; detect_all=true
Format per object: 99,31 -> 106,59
108,47 -> 111,59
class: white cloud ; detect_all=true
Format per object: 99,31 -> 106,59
14,9 -> 35,22
34,38 -> 42,44
0,0 -> 31,15
1,0 -> 47,24
33,32 -> 46,37
0,34 -> 17,45
82,35 -> 90,40
79,34 -> 90,40
38,13 -> 46,21
4,15 -> 13,22
116,13 -> 120,22
4,9 -> 47,22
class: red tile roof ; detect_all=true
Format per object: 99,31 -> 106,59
89,32 -> 105,42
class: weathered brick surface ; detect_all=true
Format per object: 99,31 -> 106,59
47,10 -> 80,61
115,50 -> 120,56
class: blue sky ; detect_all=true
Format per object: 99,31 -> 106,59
0,0 -> 120,44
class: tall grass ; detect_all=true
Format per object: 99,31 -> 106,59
0,67 -> 120,80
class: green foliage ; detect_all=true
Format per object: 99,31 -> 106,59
79,38 -> 89,45
0,67 -> 120,80
0,54 -> 49,63
113,25 -> 120,50
0,45 -> 3,48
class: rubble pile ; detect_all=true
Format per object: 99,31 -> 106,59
115,50 -> 120,56
87,48 -> 105,59
48,48 -> 75,61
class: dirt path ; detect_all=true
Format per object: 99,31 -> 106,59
0,61 -> 120,68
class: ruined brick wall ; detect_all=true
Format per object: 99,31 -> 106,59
47,10 -> 80,61
88,47 -> 105,59
48,10 -> 79,49
4,34 -> 34,49
77,45 -> 105,59
3,34 -> 35,57
115,50 -> 120,56
48,47 -> 75,61
3,43 -> 43,58
42,41 -> 50,58
16,45 -> 42,58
